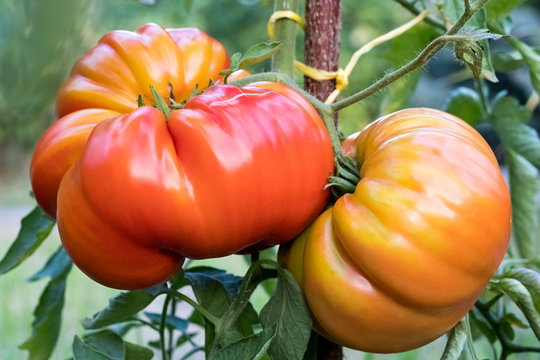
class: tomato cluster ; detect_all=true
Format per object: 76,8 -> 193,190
31,24 -> 333,289
31,23 -> 511,353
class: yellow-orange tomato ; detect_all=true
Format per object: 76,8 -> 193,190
32,24 -> 230,217
280,108 -> 511,353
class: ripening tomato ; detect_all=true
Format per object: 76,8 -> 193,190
30,22 -> 334,290
31,24 -> 231,217
280,108 -> 511,353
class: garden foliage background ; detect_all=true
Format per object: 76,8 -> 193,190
0,0 -> 539,359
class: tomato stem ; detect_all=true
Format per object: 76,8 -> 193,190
208,260 -> 278,357
271,0 -> 300,79
393,0 -> 446,31
162,288 -> 220,326
329,0 -> 492,112
475,300 -> 540,359
159,293 -> 172,360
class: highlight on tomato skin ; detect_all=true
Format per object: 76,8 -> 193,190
280,108 -> 512,353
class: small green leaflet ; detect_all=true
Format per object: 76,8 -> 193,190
220,41 -> 282,77
508,151 -> 539,258
72,330 -> 153,360
485,0 -> 526,21
19,259 -> 72,360
440,319 -> 467,360
28,246 -> 72,282
209,327 -> 276,360
489,95 -> 539,169
492,278 -> 540,340
150,85 -> 171,120
443,87 -> 483,125
507,38 -> 540,97
260,268 -> 312,360
0,205 -> 55,275
83,284 -> 165,330
440,0 -> 499,81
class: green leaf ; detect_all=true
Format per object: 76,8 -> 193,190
500,313 -> 529,329
183,267 -> 258,354
28,246 -> 72,282
238,42 -> 282,69
150,85 -> 171,120
443,87 -> 483,125
485,0 -> 526,22
73,331 -> 125,360
82,285 -> 164,330
176,332 -> 198,347
489,95 -> 539,169
0,205 -> 55,275
260,268 -> 312,360
507,38 -> 540,96
144,312 -> 188,332
470,308 -> 497,343
491,49 -> 523,73
210,327 -> 276,360
493,278 -> 540,340
19,263 -> 71,360
440,319 -> 467,360
500,321 -> 516,340
183,267 -> 243,355
125,341 -> 154,360
219,42 -> 281,78
504,268 -> 540,313
507,150 -> 539,258
73,336 -> 111,360
440,2 -> 498,81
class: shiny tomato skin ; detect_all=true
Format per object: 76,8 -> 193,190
55,24 -> 229,117
281,108 -> 511,353
54,83 -> 333,289
31,24 -> 334,289
31,24 -> 229,219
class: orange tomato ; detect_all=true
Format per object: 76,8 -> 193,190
281,108 -> 511,353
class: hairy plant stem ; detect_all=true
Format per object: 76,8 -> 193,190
160,293 -> 172,360
271,0 -> 299,78
330,0 -> 490,112
393,0 -> 446,30
162,288 -> 219,326
208,260 -> 279,358
475,301 -> 540,359
475,77 -> 490,119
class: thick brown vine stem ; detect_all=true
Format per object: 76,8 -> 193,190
304,0 -> 342,109
304,0 -> 344,359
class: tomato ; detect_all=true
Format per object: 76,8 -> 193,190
30,23 -> 334,289
280,108 -> 511,353
31,24 -> 230,217
34,85 -> 333,289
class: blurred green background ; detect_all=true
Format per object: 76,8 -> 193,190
1,0 -> 539,359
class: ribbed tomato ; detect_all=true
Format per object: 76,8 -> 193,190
280,108 -> 511,353
30,23 -> 334,289
32,24 -> 230,217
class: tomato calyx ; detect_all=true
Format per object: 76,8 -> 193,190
325,154 -> 360,198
